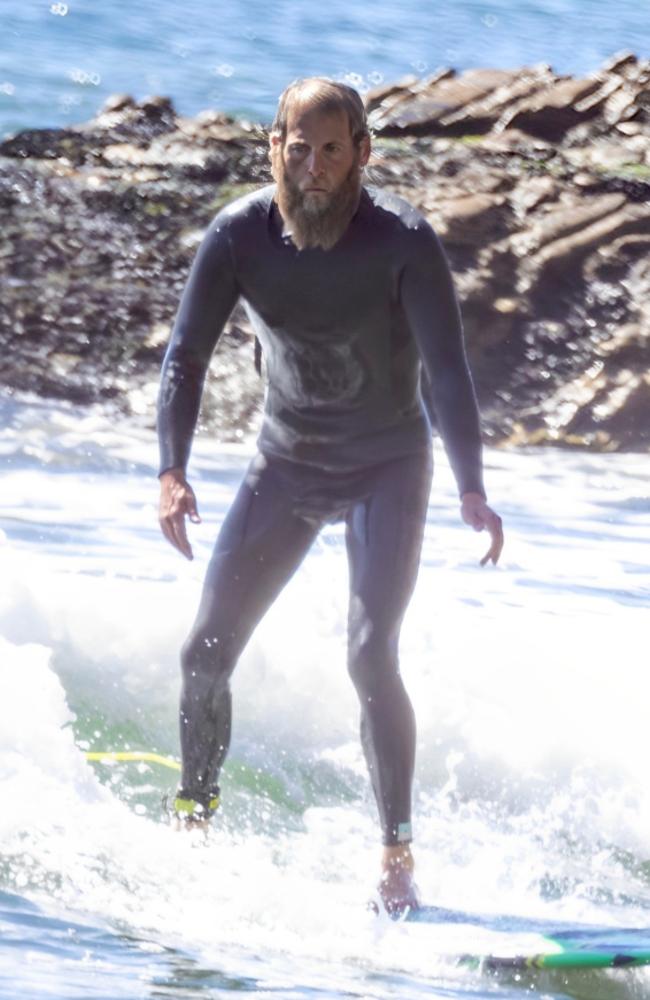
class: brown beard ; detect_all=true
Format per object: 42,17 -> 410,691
274,154 -> 362,251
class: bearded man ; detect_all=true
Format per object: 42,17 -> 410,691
157,77 -> 503,915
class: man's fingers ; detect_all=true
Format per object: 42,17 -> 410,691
480,542 -> 497,567
159,515 -> 176,549
479,513 -> 504,566
158,482 -> 198,560
185,492 -> 201,524
177,491 -> 199,551
160,512 -> 193,559
171,514 -> 194,560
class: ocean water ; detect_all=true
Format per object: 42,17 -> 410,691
1,0 -> 650,136
1,392 -> 649,999
2,3 -> 650,996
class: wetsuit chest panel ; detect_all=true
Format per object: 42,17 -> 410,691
237,225 -> 396,335
233,196 -> 406,410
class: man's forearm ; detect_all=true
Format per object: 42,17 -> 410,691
425,366 -> 485,499
157,348 -> 207,476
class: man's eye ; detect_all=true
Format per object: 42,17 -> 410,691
289,144 -> 307,154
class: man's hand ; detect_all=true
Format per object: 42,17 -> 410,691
460,492 -> 504,566
159,467 -> 201,560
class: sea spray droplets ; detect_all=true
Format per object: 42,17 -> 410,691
342,72 -> 365,92
0,83 -> 16,96
68,68 -> 101,86
50,2 -> 68,14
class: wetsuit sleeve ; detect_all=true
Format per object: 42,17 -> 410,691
157,214 -> 239,475
400,222 -> 486,499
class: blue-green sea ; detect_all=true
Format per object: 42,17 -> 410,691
1,395 -> 649,999
2,2 -> 650,996
1,0 -> 650,136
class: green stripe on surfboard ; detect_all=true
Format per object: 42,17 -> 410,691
464,948 -> 650,971
405,905 -> 650,971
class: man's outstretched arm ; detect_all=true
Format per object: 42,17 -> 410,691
157,214 -> 240,558
401,221 -> 503,565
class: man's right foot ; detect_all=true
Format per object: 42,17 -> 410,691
377,844 -> 420,918
378,865 -> 420,917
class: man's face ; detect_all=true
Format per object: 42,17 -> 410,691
281,107 -> 364,204
270,105 -> 370,250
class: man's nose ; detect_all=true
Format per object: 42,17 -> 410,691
307,150 -> 324,176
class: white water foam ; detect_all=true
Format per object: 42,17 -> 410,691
1,398 -> 649,996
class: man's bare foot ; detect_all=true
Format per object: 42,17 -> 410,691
163,791 -> 218,834
378,845 -> 420,917
172,814 -> 210,833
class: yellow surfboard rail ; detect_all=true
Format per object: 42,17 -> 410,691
84,751 -> 181,771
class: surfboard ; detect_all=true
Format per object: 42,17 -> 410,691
85,751 -> 181,770
405,905 -> 650,970
83,750 -> 650,971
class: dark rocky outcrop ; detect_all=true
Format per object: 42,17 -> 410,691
366,51 -> 650,142
1,57 -> 649,451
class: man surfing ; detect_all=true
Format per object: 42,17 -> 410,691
157,77 -> 503,916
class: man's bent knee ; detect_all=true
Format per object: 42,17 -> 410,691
181,630 -> 238,692
347,624 -> 400,697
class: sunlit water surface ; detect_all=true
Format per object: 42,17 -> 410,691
0,393 -> 649,1000
1,0 -> 650,135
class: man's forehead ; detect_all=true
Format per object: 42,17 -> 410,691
284,105 -> 351,141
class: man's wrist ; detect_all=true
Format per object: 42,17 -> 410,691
461,490 -> 487,503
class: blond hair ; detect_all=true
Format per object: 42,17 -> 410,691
271,77 -> 369,145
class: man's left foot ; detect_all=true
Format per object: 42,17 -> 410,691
162,788 -> 220,831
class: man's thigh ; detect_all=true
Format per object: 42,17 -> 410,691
345,450 -> 433,632
192,454 -> 320,641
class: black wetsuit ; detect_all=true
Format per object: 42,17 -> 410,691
158,184 -> 485,845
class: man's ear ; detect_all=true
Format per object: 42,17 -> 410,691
358,134 -> 371,170
268,132 -> 282,178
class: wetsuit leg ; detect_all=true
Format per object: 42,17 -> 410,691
179,455 -> 320,804
345,449 -> 432,845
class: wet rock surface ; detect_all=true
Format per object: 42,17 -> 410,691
1,58 -> 649,451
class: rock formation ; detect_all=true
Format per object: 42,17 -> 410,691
1,54 -> 648,451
